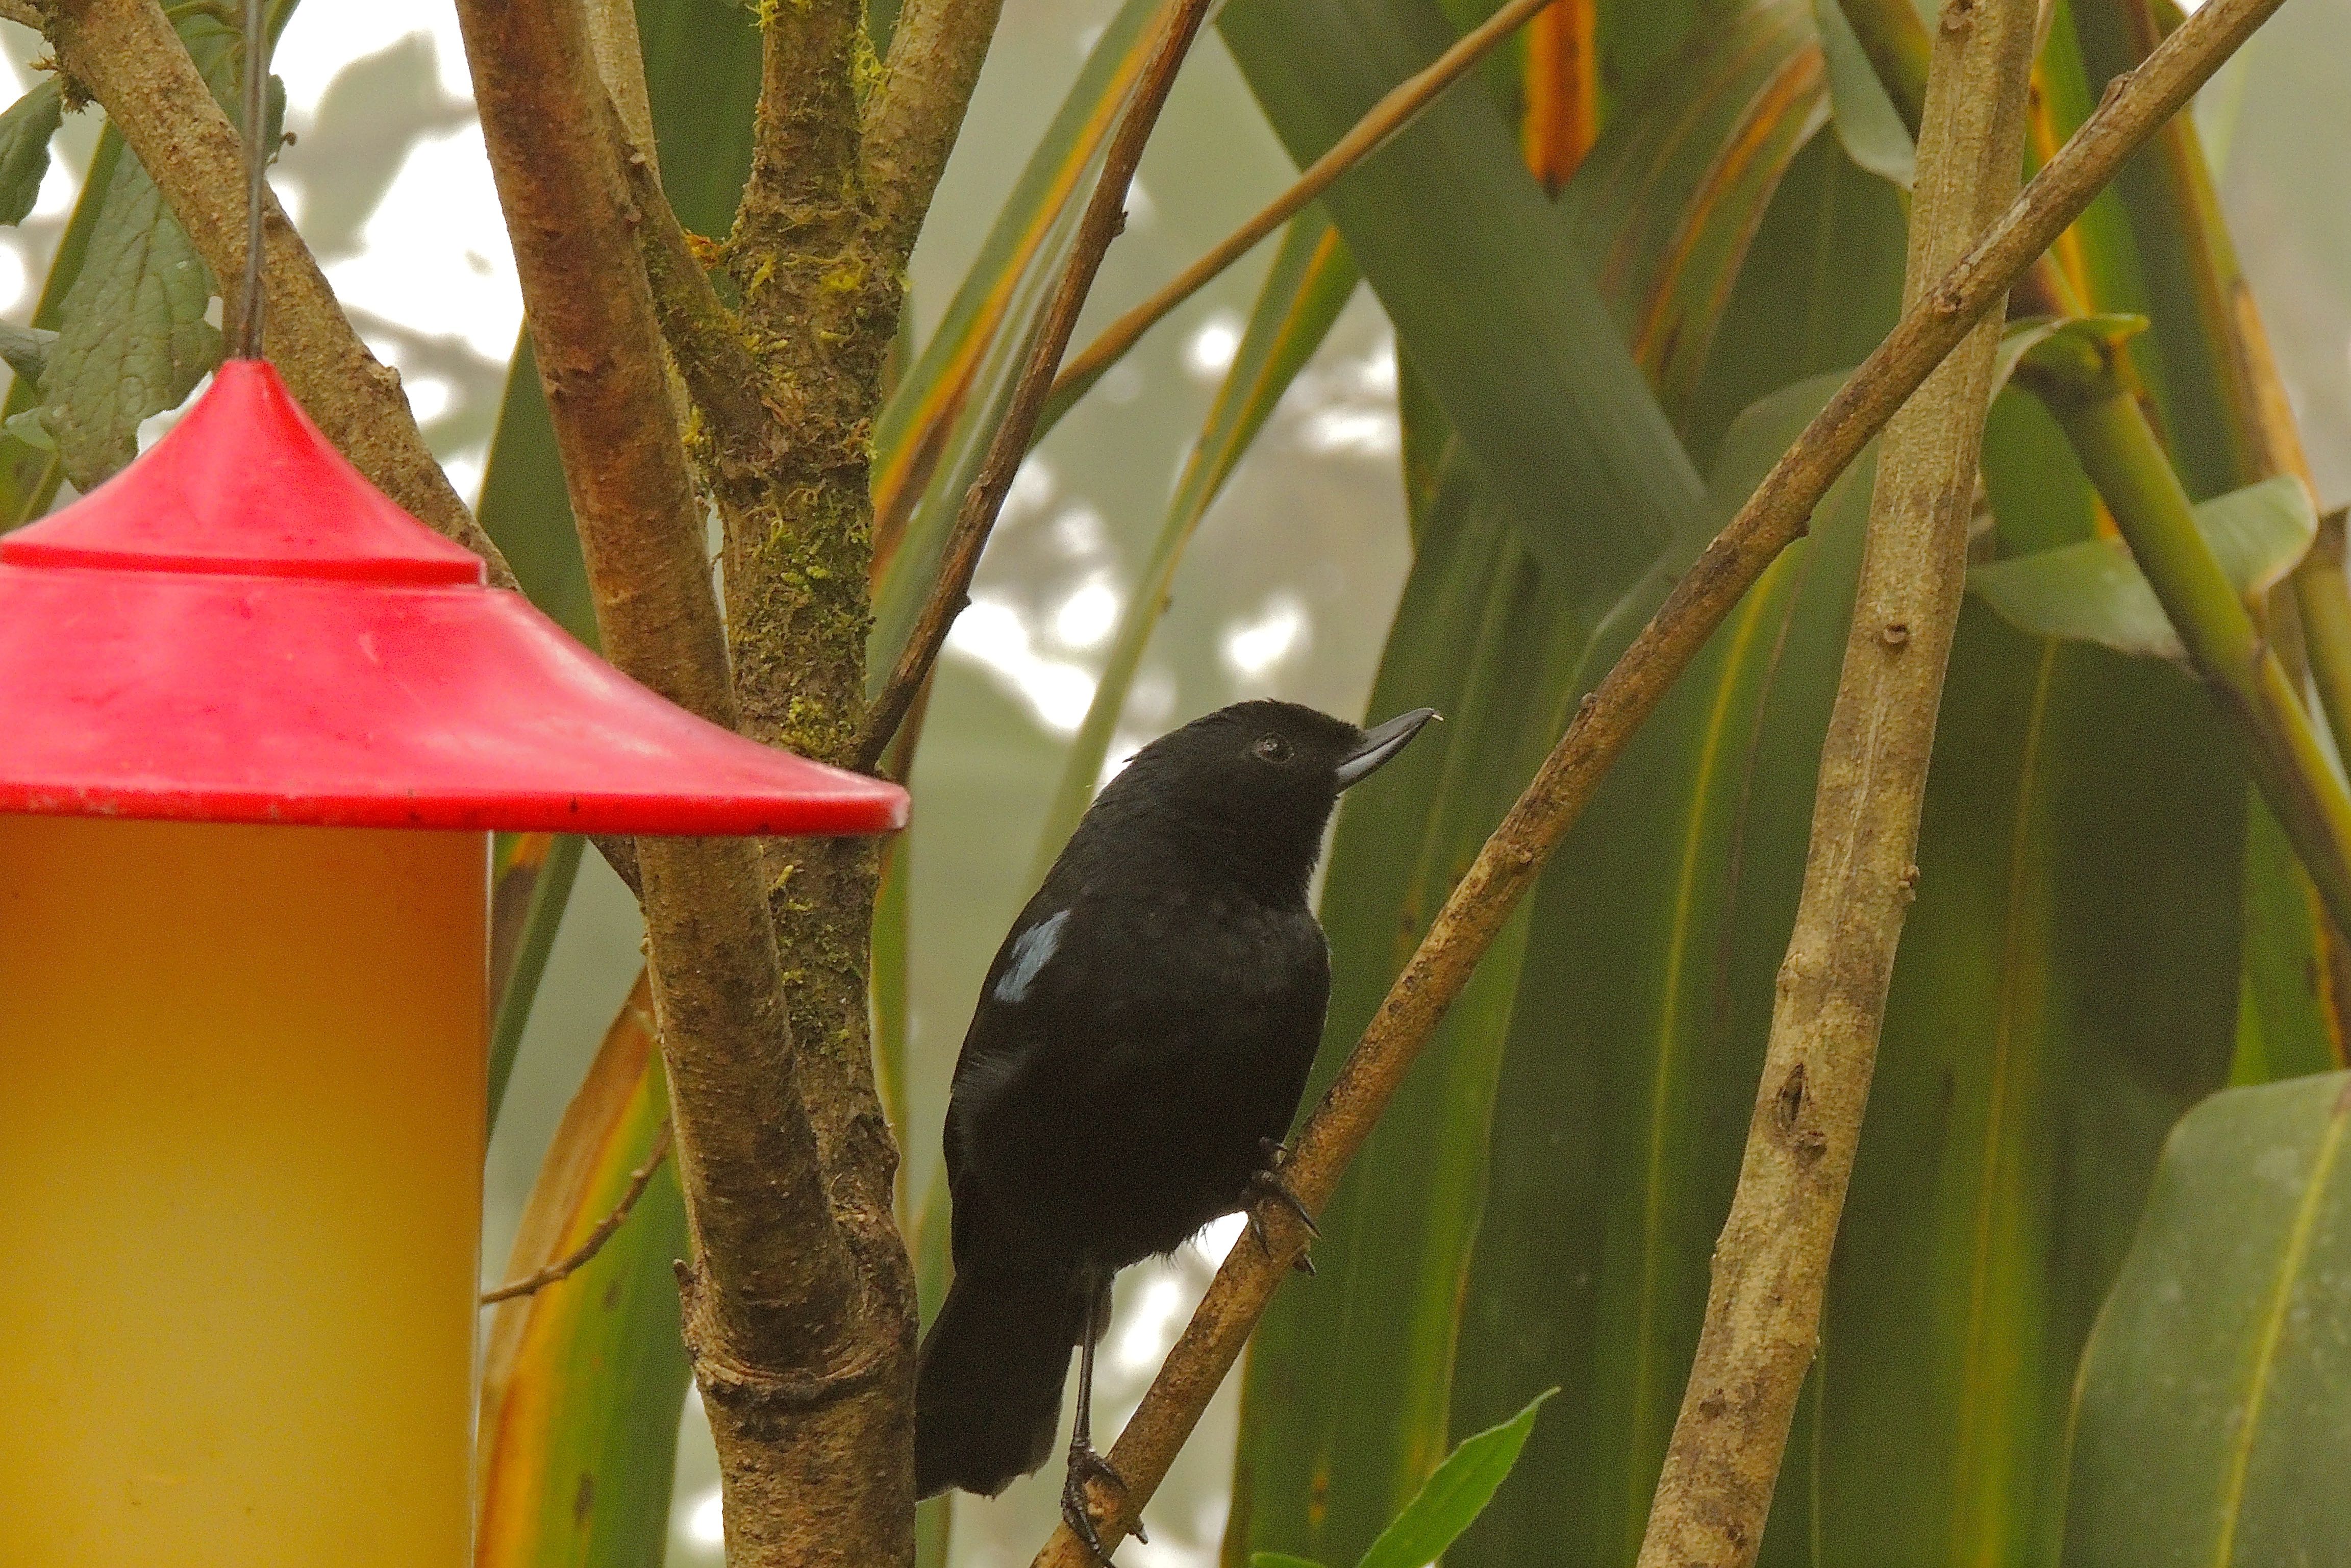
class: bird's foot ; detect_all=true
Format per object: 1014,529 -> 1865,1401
1062,1439 -> 1146,1564
1246,1138 -> 1319,1275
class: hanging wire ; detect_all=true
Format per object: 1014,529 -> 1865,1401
234,0 -> 268,359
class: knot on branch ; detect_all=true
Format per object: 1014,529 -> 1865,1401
674,1257 -> 904,1431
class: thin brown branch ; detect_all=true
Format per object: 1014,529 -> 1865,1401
856,0 -> 1219,770
1047,0 -> 1559,414
1029,0 -> 2293,1559
480,1121 -> 674,1304
42,0 -> 515,587
1636,0 -> 2041,1557
863,0 -> 1008,265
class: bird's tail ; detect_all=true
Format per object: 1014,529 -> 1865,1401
915,1268 -> 1098,1500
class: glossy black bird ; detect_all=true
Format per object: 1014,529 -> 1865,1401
913,698 -> 1437,1553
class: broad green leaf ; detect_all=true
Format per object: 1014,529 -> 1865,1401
32,144 -> 220,488
488,831 -> 586,1130
0,126 -> 122,526
0,320 -> 53,382
1252,1556 -> 1329,1568
1219,0 -> 1703,611
1968,475 -> 2317,660
0,79 -> 63,227
1028,208 -> 1360,873
1812,607 -> 2244,1566
1814,0 -> 1912,186
1356,1389 -> 1553,1568
865,0 -> 1169,685
477,973 -> 692,1567
2061,1071 -> 2351,1568
23,7 -> 287,489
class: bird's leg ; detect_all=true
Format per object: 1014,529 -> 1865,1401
1062,1267 -> 1146,1563
1246,1136 -> 1320,1274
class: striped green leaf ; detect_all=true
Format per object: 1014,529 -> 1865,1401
2061,1071 -> 2351,1568
1452,369 -> 1882,1568
489,832 -> 587,1130
476,975 -> 691,1567
1218,0 -> 1704,612
865,0 -> 1172,688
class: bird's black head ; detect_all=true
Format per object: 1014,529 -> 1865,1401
1084,699 -> 1438,902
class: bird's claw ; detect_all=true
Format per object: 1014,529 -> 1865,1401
1246,1138 -> 1319,1273
1062,1440 -> 1145,1564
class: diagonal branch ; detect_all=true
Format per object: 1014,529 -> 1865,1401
855,0 -> 1221,770
41,0 -> 514,586
1045,0 -> 1565,420
1028,0 -> 2295,1559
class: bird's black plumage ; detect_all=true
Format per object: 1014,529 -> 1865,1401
913,699 -> 1436,1531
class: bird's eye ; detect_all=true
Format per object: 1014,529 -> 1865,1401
1253,734 -> 1292,763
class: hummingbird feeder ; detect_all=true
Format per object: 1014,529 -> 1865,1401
0,360 -> 906,1562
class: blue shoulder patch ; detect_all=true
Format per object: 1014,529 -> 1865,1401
992,909 -> 1070,1004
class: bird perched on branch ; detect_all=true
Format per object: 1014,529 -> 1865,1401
913,698 -> 1438,1559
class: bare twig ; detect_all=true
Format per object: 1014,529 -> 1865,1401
42,0 -> 516,586
1028,0 -> 2294,1559
863,0 -> 1009,264
481,1121 -> 674,1304
1046,0 -> 1562,415
1635,0 -> 2041,1558
856,0 -> 1220,769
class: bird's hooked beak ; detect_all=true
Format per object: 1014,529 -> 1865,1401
1334,707 -> 1440,789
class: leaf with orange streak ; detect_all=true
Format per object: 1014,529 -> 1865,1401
866,0 -> 1172,592
1561,0 -> 1829,425
476,971 -> 691,1567
1520,0 -> 1599,193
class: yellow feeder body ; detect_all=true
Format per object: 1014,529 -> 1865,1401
0,819 -> 485,1564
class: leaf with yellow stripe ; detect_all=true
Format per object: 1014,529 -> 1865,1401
2061,1070 -> 2351,1567
489,831 -> 585,1128
1560,0 -> 1830,420
866,0 -> 1171,663
477,971 -> 690,1568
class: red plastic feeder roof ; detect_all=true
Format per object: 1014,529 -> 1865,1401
0,360 -> 907,836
